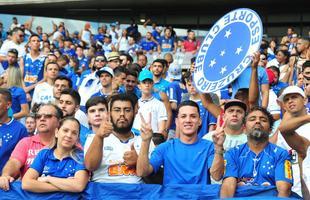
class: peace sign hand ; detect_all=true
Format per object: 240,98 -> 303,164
140,112 -> 153,142
212,116 -> 226,148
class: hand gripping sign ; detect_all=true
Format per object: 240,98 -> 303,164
193,8 -> 263,93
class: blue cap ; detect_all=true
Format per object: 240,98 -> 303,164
138,70 -> 153,82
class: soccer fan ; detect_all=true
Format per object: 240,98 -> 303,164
221,107 -> 292,198
0,104 -> 62,190
22,117 -> 89,193
137,100 -> 225,184
0,89 -> 28,174
84,94 -> 152,183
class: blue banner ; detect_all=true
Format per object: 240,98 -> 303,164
0,181 -> 301,200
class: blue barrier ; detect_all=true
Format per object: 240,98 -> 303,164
0,181 -> 301,200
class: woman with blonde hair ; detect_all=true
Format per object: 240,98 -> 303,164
3,66 -> 29,120
22,116 -> 89,193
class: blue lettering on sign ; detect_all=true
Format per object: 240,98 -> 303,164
193,8 -> 262,93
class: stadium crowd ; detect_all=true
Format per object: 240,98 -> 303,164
0,16 -> 309,199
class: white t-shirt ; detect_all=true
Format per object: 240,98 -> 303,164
277,121 -> 310,196
303,146 -> 310,196
117,37 -> 129,52
75,109 -> 89,128
203,131 -> 247,151
81,30 -> 91,46
78,72 -> 101,106
0,40 -> 26,58
133,96 -> 168,133
31,82 -> 55,106
267,89 -> 281,115
84,133 -> 153,183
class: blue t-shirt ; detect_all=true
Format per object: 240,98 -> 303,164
271,81 -> 289,96
154,78 -> 170,93
140,39 -> 157,51
0,119 -> 28,172
91,90 -> 110,98
31,148 -> 86,178
168,81 -> 187,130
93,34 -> 104,43
9,86 -> 27,114
79,125 -> 90,147
78,56 -> 89,70
224,143 -> 293,186
232,66 -> 269,98
195,100 -> 217,139
150,138 -> 214,184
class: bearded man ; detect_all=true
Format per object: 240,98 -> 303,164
221,107 -> 293,198
84,94 -> 154,183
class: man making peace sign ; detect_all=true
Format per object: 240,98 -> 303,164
137,100 -> 225,184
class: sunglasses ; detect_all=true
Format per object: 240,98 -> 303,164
95,59 -> 105,62
35,113 -> 57,120
19,34 -> 24,37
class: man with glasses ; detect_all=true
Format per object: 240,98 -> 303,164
0,103 -> 62,191
0,27 -> 26,61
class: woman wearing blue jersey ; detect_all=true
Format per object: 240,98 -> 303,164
22,117 -> 89,193
3,67 -> 29,120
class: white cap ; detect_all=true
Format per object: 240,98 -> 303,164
167,63 -> 182,80
277,86 -> 306,102
96,66 -> 114,77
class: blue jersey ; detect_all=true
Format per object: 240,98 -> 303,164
224,143 -> 293,186
79,69 -> 92,86
0,119 -> 28,172
140,39 -> 157,51
168,81 -> 187,130
91,90 -> 111,98
152,30 -> 160,42
9,86 -> 27,114
159,36 -> 175,52
154,78 -> 170,93
78,56 -> 89,70
271,81 -> 289,96
232,66 -> 269,98
30,148 -> 86,178
196,100 -> 217,139
150,138 -> 214,184
79,125 -> 90,147
23,54 -> 46,94
93,34 -> 104,43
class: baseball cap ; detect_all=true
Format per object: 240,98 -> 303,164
107,52 -> 120,62
95,55 -> 106,62
168,63 -> 182,80
138,70 -> 153,82
277,86 -> 306,102
224,99 -> 247,112
96,67 -> 114,77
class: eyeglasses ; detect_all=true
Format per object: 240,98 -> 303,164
95,59 -> 105,62
35,113 -> 57,120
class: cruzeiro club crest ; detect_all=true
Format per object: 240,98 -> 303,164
193,8 -> 263,93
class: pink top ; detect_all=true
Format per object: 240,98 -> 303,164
10,134 -> 47,177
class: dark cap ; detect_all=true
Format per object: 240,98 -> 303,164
224,99 -> 247,112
